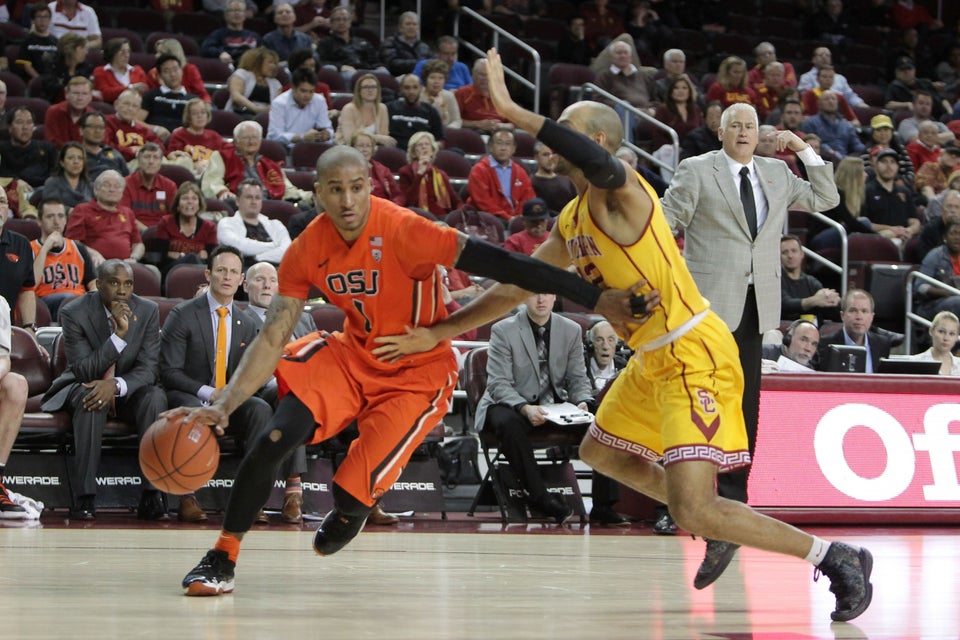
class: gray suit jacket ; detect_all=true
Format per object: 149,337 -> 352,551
160,295 -> 260,398
662,152 -> 839,332
42,292 -> 161,411
474,310 -> 593,431
247,306 -> 318,340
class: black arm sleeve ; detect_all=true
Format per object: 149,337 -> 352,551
537,118 -> 626,190
455,237 -> 602,309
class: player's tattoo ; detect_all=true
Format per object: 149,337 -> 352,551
265,294 -> 305,344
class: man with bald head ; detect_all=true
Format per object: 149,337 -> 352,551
65,170 -> 145,264
455,58 -> 510,133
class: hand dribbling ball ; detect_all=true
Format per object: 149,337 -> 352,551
139,414 -> 220,494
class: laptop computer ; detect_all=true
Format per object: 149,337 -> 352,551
824,344 -> 867,373
877,358 -> 941,375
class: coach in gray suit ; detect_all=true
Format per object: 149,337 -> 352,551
662,103 -> 839,585
475,293 -> 594,524
42,260 -> 167,520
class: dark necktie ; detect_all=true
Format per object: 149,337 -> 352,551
536,326 -> 554,404
739,166 -> 758,239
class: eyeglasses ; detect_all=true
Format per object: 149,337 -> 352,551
359,85 -> 378,90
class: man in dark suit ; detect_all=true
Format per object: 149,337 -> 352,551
475,292 -> 595,524
817,289 -> 891,373
41,260 -> 167,520
662,102 -> 840,588
160,245 -> 272,523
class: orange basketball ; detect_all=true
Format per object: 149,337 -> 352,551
139,415 -> 220,495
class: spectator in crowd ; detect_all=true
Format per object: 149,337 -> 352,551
413,35 -> 472,90
797,47 -> 866,108
30,199 -> 97,321
44,76 -> 94,148
147,38 -> 211,103
92,38 -> 149,105
474,292 -> 594,524
581,0 -> 624,52
105,89 -> 166,163
0,296 -> 31,519
284,47 -> 333,109
888,26 -> 938,82
861,114 -> 914,187
906,121 -> 943,173
293,0 -> 332,42
380,11 -> 431,76
800,91 -> 865,164
420,60 -> 461,129
504,198 -> 550,256
266,68 -> 333,148
456,59 -> 510,133
141,54 -> 199,137
203,120 -> 312,204
557,15 -> 593,66
805,0 -> 852,45
465,127 -> 536,222
42,142 -> 95,211
919,188 -> 960,261
914,144 -> 960,201
0,107 -> 57,190
817,289 -> 891,373
216,180 -> 291,268
753,61 -> 788,122
680,100 -> 722,160
65,170 -> 144,263
936,43 -> 960,98
615,145 -> 668,196
262,3 -> 312,62
808,156 -> 874,250
705,56 -> 756,109
897,90 -> 956,145
166,99 -> 227,178
203,0 -> 257,15
48,0 -> 102,50
910,310 -> 960,375
120,143 -> 178,231
801,66 -> 859,125
595,39 -> 658,123
316,7 -> 385,74
864,148 -> 921,242
225,47 -> 281,118
334,73 -> 396,147
625,0 -> 672,58
530,142 -> 576,213
0,192 -> 37,329
14,5 -> 58,82
780,234 -> 840,323
388,74 -> 444,152
155,182 -> 218,273
201,0 -> 261,66
747,42 -> 797,91
771,93 -> 804,130
655,49 -> 699,104
651,75 -> 701,152
159,244 -> 271,523
891,0 -> 943,32
397,131 -> 459,218
756,125 -> 802,177
350,130 -> 403,205
884,56 -> 951,119
39,33 -> 93,104
40,259 -> 167,520
79,111 -> 130,181
762,319 -> 820,372
915,219 -> 960,322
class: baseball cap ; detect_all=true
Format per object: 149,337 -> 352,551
870,114 -> 893,130
895,56 -> 916,70
943,145 -> 960,157
522,198 -> 551,220
873,147 -> 898,161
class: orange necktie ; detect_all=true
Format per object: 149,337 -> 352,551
215,306 -> 228,389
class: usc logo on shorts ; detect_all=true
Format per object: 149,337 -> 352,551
697,389 -> 717,414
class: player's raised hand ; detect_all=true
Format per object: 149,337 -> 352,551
372,326 -> 441,363
485,48 -> 516,118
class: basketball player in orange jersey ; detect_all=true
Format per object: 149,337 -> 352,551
374,48 -> 874,623
167,144 -> 655,596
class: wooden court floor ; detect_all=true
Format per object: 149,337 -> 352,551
0,518 -> 955,640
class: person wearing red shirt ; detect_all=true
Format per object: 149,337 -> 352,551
465,128 -> 535,222
166,98 -> 226,177
44,75 -> 94,147
104,89 -> 165,162
455,59 -> 509,133
65,170 -> 144,263
120,143 -> 178,230
92,37 -> 149,105
504,198 -> 551,256
906,121 -> 943,172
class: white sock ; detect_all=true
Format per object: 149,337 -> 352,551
805,536 -> 831,565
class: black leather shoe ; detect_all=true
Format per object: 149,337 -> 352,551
652,512 -> 678,535
532,493 -> 573,525
137,491 -> 170,521
70,495 -> 96,521
589,506 -> 630,527
693,539 -> 741,589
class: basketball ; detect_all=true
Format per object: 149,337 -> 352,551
139,415 -> 220,495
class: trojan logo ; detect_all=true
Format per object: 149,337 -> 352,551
116,130 -> 146,148
697,389 -> 717,414
692,389 -> 720,442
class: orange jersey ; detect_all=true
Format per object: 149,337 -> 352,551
278,196 -> 460,370
30,238 -> 89,298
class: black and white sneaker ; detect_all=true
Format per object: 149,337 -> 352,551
182,549 -> 236,596
814,542 -> 874,622
693,539 -> 740,589
0,484 -> 27,520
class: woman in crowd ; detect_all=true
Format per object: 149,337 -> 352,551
225,47 -> 281,116
397,131 -> 460,217
651,74 -> 702,151
910,310 -> 960,375
351,130 -> 403,204
420,59 -> 461,128
147,38 -> 211,102
915,219 -> 960,324
41,142 -> 94,209
335,73 -> 395,146
155,182 -> 218,273
166,98 -> 227,177
93,37 -> 150,104
808,156 -> 874,249
40,33 -> 93,103
705,55 -> 757,109
860,114 -> 915,188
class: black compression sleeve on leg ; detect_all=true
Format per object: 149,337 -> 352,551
455,237 -> 602,309
537,119 -> 626,190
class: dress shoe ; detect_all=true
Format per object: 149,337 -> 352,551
589,505 -> 630,527
69,495 -> 96,521
280,493 -> 303,524
177,495 -> 208,523
367,504 -> 399,526
693,539 -> 741,590
532,493 -> 573,525
254,509 -> 269,525
137,490 -> 170,521
652,512 -> 677,535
